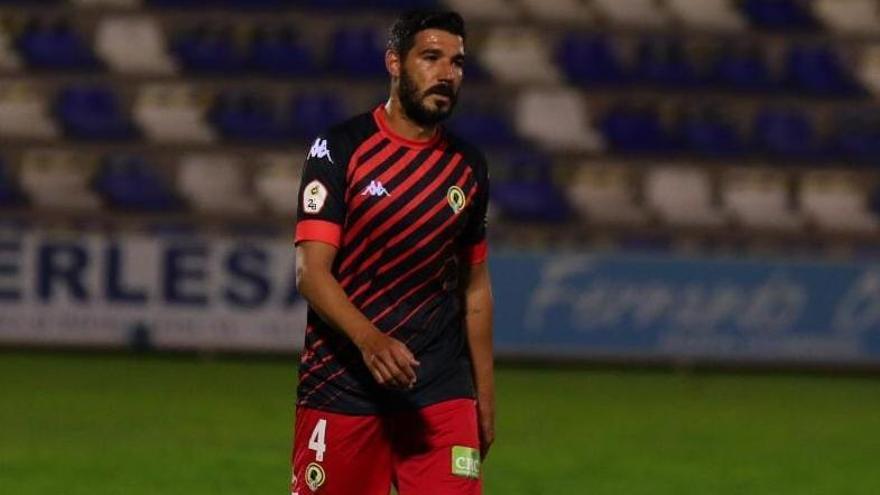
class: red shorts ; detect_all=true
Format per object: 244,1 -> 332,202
290,398 -> 482,495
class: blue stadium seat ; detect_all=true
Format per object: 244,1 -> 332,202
783,44 -> 863,96
448,107 -> 519,147
209,92 -> 287,142
679,107 -> 746,157
742,0 -> 817,30
830,110 -> 880,164
599,105 -> 678,153
634,37 -> 699,87
491,151 -> 570,222
709,45 -> 777,92
55,86 -> 138,140
94,155 -> 181,212
172,25 -> 245,74
248,26 -> 316,76
328,28 -> 386,78
557,33 -> 626,86
289,93 -> 346,139
16,20 -> 100,70
752,107 -> 818,159
0,159 -> 23,207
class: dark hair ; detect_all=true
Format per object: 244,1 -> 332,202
387,10 -> 466,58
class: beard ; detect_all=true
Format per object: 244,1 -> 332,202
397,67 -> 458,126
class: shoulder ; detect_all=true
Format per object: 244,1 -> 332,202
444,131 -> 489,179
317,112 -> 379,153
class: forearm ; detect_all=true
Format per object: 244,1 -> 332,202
297,268 -> 378,348
465,285 -> 495,405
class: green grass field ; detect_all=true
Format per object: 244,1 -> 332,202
1,352 -> 878,495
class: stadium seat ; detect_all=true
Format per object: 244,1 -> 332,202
177,154 -> 258,215
634,37 -> 699,87
248,25 -> 315,76
95,15 -> 176,74
666,0 -> 747,32
557,33 -> 626,86
478,27 -> 560,84
448,106 -> 519,147
0,23 -> 21,70
20,150 -> 101,210
752,107 -> 818,159
0,83 -> 59,139
678,107 -> 745,157
800,171 -> 878,232
645,166 -> 725,227
783,44 -> 862,96
16,20 -> 100,70
94,154 -> 181,212
857,45 -> 880,97
253,152 -> 302,216
490,150 -> 570,222
514,88 -> 604,152
55,85 -> 138,140
722,168 -> 802,230
289,93 -> 346,140
709,44 -> 777,92
328,27 -> 385,78
443,0 -> 520,21
172,24 -> 245,74
592,0 -> 670,28
134,84 -> 215,143
209,92 -> 287,142
566,163 -> 648,225
517,0 -> 594,24
0,159 -> 23,207
599,104 -> 678,153
813,0 -> 880,35
741,0 -> 817,30
830,109 -> 880,163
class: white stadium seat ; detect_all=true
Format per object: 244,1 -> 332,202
799,171 -> 878,233
0,84 -> 59,139
518,0 -> 595,24
254,152 -> 303,216
666,0 -> 747,32
95,15 -> 175,74
646,166 -> 725,227
479,27 -> 560,84
813,0 -> 880,36
134,84 -> 215,143
20,150 -> 101,211
443,0 -> 521,21
566,163 -> 648,225
178,154 -> 258,215
722,168 -> 802,231
515,88 -> 604,152
592,0 -> 670,29
857,44 -> 880,96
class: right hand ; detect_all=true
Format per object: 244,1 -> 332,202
358,330 -> 420,389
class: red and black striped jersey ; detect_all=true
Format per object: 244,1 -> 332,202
293,106 -> 489,414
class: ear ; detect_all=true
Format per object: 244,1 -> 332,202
386,49 -> 400,78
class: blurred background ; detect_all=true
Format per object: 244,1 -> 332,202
1,0 -> 880,494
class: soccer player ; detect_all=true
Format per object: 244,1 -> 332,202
290,9 -> 494,495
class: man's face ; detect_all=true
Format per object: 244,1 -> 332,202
396,28 -> 465,126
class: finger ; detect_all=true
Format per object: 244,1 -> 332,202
378,354 -> 408,389
391,351 -> 417,384
369,357 -> 393,386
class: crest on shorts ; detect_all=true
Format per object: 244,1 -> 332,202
447,186 -> 466,214
305,463 -> 326,491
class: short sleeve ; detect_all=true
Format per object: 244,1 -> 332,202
460,153 -> 489,265
295,135 -> 349,248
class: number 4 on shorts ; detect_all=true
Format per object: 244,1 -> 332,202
308,419 -> 327,462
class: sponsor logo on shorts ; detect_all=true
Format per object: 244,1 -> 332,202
451,446 -> 480,479
447,186 -> 466,214
305,462 -> 326,491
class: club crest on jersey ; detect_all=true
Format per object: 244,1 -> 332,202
303,180 -> 328,214
309,138 -> 333,164
447,186 -> 466,214
361,180 -> 390,197
305,463 -> 326,491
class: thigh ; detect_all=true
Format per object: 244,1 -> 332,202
392,399 -> 482,495
291,406 -> 392,495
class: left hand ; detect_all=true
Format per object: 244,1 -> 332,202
477,398 -> 495,460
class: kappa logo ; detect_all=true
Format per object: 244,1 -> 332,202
361,180 -> 390,197
309,138 -> 333,164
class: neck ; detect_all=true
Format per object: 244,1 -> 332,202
383,97 -> 438,142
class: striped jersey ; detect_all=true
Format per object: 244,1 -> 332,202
294,105 -> 490,414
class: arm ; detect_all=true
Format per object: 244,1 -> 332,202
296,241 -> 419,389
463,261 -> 495,459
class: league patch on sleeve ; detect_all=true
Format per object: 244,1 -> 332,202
303,180 -> 328,214
451,446 -> 480,479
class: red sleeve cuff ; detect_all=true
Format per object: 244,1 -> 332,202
463,239 -> 488,265
295,220 -> 343,248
